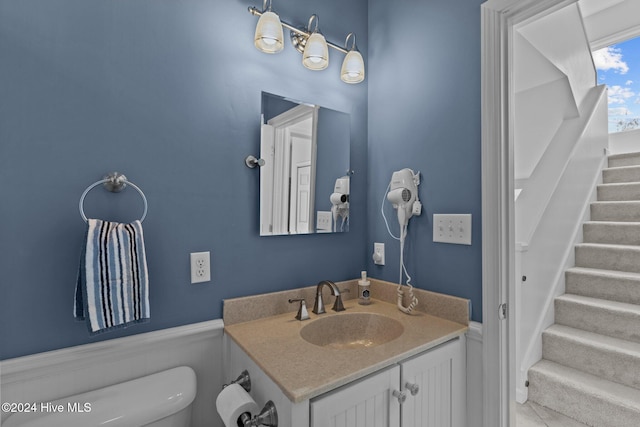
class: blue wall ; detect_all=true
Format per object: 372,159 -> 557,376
0,0 -> 368,359
367,0 -> 484,321
0,0 -> 485,360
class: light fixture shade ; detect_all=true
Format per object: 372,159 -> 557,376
302,32 -> 329,70
254,11 -> 284,53
341,50 -> 365,83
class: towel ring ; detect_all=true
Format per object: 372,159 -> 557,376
79,172 -> 148,223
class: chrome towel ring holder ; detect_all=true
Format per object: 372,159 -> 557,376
79,172 -> 148,223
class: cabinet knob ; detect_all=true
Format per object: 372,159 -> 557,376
392,389 -> 407,404
405,382 -> 420,396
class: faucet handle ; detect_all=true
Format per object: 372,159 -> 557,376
332,295 -> 345,312
288,298 -> 310,321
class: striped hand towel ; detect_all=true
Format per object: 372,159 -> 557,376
75,219 -> 150,335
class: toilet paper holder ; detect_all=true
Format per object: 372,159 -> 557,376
224,370 -> 252,393
238,401 -> 278,427
223,370 -> 278,427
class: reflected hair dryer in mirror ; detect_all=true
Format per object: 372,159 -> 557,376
330,176 -> 350,232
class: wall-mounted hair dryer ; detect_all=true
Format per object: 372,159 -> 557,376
330,176 -> 350,232
383,168 -> 421,315
387,168 -> 422,227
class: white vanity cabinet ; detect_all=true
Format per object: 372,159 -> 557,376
223,335 -> 466,427
400,337 -> 466,427
310,365 -> 401,427
310,337 -> 466,427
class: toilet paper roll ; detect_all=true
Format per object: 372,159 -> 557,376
216,383 -> 260,427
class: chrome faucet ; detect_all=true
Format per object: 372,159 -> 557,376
312,280 -> 345,314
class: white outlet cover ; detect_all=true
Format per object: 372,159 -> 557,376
373,242 -> 385,265
433,214 -> 472,245
190,251 -> 211,284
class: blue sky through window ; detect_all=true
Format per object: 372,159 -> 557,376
593,37 -> 640,133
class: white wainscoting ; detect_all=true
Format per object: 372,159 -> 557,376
466,321 -> 483,427
0,320 -> 224,427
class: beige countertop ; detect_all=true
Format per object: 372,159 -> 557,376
224,297 -> 468,403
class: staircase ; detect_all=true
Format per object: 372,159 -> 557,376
527,151 -> 640,426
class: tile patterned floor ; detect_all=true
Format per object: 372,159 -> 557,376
516,402 -> 590,427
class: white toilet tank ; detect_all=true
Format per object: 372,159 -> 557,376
3,366 -> 197,427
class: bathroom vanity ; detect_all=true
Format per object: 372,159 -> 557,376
310,338 -> 464,427
223,282 -> 468,427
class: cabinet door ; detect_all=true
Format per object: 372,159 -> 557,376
310,365 -> 401,427
401,338 -> 466,427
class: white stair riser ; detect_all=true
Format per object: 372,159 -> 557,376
566,269 -> 640,305
528,366 -> 640,427
542,332 -> 640,389
555,298 -> 640,344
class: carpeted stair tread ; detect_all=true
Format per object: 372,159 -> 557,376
566,267 -> 640,304
542,324 -> 640,389
526,151 -> 640,424
555,294 -> 640,344
528,359 -> 640,427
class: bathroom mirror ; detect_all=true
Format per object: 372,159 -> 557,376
259,92 -> 351,236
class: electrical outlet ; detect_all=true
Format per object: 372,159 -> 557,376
190,251 -> 211,284
433,214 -> 472,245
373,242 -> 385,265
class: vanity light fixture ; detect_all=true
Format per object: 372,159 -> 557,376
340,33 -> 365,84
253,0 -> 284,53
248,1 -> 365,83
302,15 -> 328,71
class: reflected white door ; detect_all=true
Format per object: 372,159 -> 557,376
265,104 -> 316,235
295,163 -> 311,233
288,130 -> 313,234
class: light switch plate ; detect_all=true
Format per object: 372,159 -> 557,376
316,211 -> 332,232
433,214 -> 472,245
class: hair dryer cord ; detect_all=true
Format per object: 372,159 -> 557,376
397,224 -> 418,314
